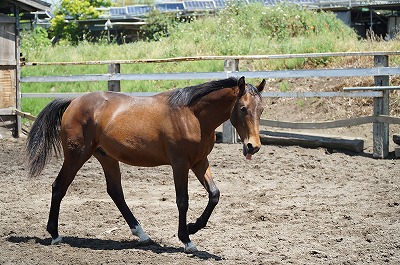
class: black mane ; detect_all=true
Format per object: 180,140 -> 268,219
167,77 -> 239,107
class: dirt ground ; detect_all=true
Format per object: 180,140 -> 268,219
0,77 -> 400,264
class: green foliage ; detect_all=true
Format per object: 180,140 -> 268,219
260,4 -> 353,41
50,0 -> 111,44
278,80 -> 291,92
20,27 -> 52,58
165,3 -> 268,55
140,10 -> 179,41
296,99 -> 305,108
163,3 -> 357,65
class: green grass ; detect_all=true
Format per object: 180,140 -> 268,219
278,80 -> 291,92
20,3 -> 400,116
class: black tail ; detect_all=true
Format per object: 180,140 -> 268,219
26,99 -> 72,177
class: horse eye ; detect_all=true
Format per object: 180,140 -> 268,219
240,106 -> 247,114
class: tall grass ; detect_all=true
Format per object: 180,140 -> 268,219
20,4 -> 400,115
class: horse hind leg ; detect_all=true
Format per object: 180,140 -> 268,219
47,151 -> 92,245
94,150 -> 151,244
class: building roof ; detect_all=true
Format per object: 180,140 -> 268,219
0,0 -> 51,14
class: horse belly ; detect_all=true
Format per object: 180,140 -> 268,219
98,130 -> 169,167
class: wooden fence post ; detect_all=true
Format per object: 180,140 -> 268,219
15,7 -> 21,138
222,59 -> 239,143
108,63 -> 120,92
373,55 -> 390,158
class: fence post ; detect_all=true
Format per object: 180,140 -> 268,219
373,55 -> 389,158
222,59 -> 239,143
108,63 -> 120,92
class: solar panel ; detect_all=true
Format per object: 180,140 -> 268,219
110,7 -> 127,17
155,2 -> 185,12
214,0 -> 226,8
126,5 -> 151,17
247,0 -> 265,3
264,0 -> 276,5
220,0 -> 252,6
184,0 -> 216,11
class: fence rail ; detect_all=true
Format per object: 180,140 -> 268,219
261,115 -> 400,130
18,51 -> 400,158
19,67 -> 400,83
22,52 -> 400,66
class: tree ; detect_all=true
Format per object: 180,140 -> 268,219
50,0 -> 111,44
140,10 -> 179,41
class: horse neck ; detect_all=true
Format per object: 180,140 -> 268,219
191,87 -> 237,132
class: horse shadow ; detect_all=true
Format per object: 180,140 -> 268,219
7,235 -> 223,261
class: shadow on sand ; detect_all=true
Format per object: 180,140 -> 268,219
7,235 -> 223,261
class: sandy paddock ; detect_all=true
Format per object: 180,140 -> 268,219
0,127 -> 399,264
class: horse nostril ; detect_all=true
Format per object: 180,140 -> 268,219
247,143 -> 254,154
247,143 -> 260,155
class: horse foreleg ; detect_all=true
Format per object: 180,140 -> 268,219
94,152 -> 150,244
188,158 -> 220,235
172,165 -> 197,253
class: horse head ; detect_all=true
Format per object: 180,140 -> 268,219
230,76 -> 266,160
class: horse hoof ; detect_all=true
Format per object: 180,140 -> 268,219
184,241 -> 198,254
137,237 -> 152,246
131,225 -> 151,244
51,235 -> 62,245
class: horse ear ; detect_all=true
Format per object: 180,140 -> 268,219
238,76 -> 246,97
257,79 -> 266,92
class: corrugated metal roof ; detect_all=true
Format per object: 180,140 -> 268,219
0,0 -> 51,14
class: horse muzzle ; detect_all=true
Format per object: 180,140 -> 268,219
242,142 -> 260,160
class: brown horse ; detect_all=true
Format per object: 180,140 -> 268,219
26,76 -> 265,253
